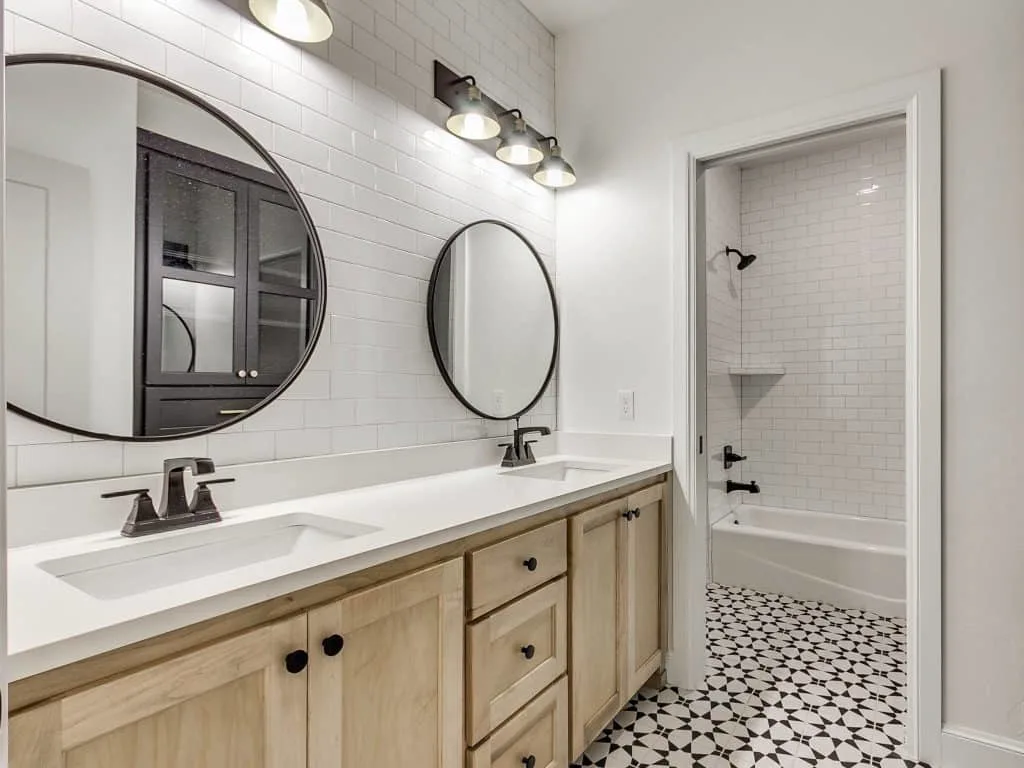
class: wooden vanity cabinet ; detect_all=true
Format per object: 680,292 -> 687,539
10,614 -> 309,768
307,558 -> 464,768
8,477 -> 668,768
569,484 -> 664,759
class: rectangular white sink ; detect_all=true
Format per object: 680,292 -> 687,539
501,460 -> 625,482
38,513 -> 381,600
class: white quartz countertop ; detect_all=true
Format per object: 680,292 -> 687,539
8,453 -> 669,681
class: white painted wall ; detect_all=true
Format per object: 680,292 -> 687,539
4,0 -> 557,484
554,0 -> 1024,744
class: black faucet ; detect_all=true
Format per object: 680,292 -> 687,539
160,457 -> 216,517
727,480 -> 760,494
500,426 -> 552,468
102,457 -> 233,537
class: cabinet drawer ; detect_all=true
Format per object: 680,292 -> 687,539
468,519 -> 567,618
468,678 -> 569,768
467,577 -> 568,745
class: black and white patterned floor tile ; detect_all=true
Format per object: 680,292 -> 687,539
572,583 -> 928,768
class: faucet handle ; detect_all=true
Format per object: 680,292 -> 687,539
523,440 -> 539,462
499,442 -> 517,467
102,489 -> 160,537
190,478 -> 235,515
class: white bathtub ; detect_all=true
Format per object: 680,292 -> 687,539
712,504 -> 906,618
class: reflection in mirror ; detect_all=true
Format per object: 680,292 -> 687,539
4,57 -> 325,440
428,221 -> 557,420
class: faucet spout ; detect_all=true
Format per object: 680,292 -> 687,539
160,457 -> 217,518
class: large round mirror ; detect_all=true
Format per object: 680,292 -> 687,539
4,55 -> 326,440
427,220 -> 557,420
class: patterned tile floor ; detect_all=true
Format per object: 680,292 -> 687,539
574,583 -> 927,768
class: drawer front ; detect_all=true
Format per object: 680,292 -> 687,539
467,577 -> 568,745
468,678 -> 569,768
468,519 -> 567,618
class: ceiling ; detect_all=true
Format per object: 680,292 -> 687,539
520,0 -> 627,35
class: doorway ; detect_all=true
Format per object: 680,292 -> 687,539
668,72 -> 942,765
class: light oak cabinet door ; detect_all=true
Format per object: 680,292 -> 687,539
569,485 -> 665,760
10,615 -> 309,768
625,484 -> 664,694
468,678 -> 569,768
568,497 -> 629,758
308,558 -> 464,768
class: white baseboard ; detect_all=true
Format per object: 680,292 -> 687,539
942,727 -> 1024,768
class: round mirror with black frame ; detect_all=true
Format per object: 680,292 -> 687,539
427,220 -> 558,421
4,54 -> 327,441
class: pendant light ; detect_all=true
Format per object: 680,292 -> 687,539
444,77 -> 501,141
534,142 -> 577,188
496,110 -> 544,166
249,0 -> 334,43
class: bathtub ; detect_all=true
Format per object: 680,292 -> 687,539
711,504 -> 906,618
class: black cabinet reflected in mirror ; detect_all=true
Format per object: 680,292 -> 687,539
4,54 -> 326,440
427,220 -> 558,420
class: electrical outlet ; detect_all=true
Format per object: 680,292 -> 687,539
618,390 -> 635,421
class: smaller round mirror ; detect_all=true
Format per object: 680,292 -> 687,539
427,221 -> 558,420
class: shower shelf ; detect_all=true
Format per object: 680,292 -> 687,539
729,366 -> 786,376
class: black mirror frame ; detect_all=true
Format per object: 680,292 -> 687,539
4,53 -> 328,442
426,219 -> 559,421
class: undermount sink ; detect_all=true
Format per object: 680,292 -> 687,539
39,513 -> 381,600
501,460 -> 625,482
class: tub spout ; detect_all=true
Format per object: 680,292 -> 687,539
727,480 -> 760,494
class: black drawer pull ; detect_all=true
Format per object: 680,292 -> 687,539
523,557 -> 538,572
322,634 -> 344,657
285,650 -> 308,674
521,644 -> 536,660
522,757 -> 537,768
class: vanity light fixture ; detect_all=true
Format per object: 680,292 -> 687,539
444,76 -> 502,140
496,110 -> 544,166
533,139 -> 577,189
249,0 -> 334,43
433,61 -> 578,188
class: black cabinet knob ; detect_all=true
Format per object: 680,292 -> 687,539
322,634 -> 344,657
522,757 -> 537,768
521,644 -> 536,660
285,649 -> 308,674
622,510 -> 634,521
632,508 -> 642,519
523,556 -> 538,572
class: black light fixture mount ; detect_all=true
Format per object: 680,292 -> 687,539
433,60 -> 576,188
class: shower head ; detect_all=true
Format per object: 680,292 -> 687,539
726,246 -> 757,271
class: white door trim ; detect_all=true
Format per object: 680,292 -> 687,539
667,70 -> 942,765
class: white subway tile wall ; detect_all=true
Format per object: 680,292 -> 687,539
703,166 -> 744,525
739,130 -> 906,519
5,0 -> 556,486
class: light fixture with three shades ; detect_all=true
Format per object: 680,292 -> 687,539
436,63 -> 576,189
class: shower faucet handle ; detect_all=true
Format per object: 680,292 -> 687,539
723,445 -> 747,470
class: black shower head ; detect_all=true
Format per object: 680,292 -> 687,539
726,246 -> 757,271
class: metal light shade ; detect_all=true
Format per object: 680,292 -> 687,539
249,0 -> 334,43
496,117 -> 544,166
446,85 -> 501,140
533,145 -> 577,188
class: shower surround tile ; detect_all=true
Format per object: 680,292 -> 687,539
738,130 -> 907,520
573,583 -> 925,768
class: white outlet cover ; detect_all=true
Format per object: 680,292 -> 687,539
618,390 -> 635,420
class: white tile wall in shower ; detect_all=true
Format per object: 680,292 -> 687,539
703,165 -> 744,526
739,129 -> 906,519
4,0 -> 557,487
